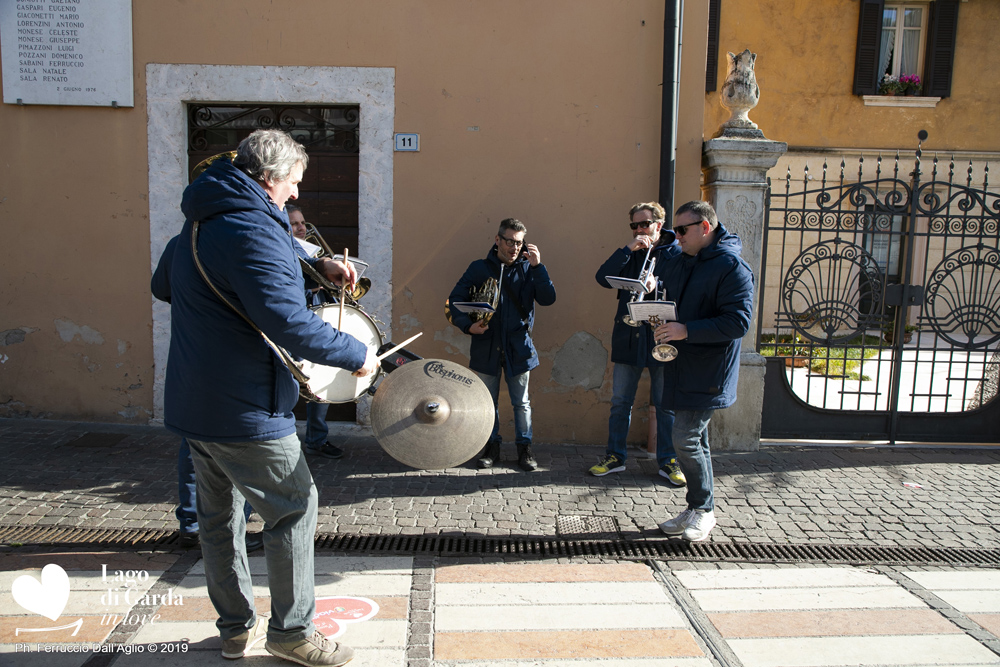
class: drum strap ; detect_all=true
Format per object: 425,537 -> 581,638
190,221 -> 313,388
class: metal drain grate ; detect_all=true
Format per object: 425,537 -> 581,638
2,525 -> 998,567
556,515 -> 620,540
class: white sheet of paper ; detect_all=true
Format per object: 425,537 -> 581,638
450,302 -> 496,314
294,237 -> 324,258
605,275 -> 654,294
332,254 -> 369,279
627,300 -> 677,323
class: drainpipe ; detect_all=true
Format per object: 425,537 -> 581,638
659,0 -> 682,220
649,0 -> 682,460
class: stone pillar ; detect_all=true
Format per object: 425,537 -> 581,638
701,50 -> 787,452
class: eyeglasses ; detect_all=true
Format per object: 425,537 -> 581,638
674,220 -> 708,237
629,219 -> 663,231
498,235 -> 524,248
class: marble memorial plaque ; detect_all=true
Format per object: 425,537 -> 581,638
1,0 -> 133,107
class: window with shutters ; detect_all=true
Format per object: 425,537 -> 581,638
853,0 -> 959,99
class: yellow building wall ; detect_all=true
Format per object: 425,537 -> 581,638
0,0 -> 709,445
705,0 -> 1000,153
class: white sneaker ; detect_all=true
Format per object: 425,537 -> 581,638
682,510 -> 716,542
658,509 -> 694,536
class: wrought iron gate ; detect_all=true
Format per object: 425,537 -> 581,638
759,137 -> 1000,443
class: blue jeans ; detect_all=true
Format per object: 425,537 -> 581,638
188,435 -> 318,643
177,438 -> 251,535
607,363 -> 676,466
302,402 -> 330,448
474,369 -> 531,446
672,410 -> 715,511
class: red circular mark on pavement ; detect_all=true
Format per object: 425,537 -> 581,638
313,596 -> 380,638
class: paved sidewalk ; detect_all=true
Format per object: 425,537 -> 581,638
2,550 -> 999,666
1,419 -> 998,549
1,418 -> 999,665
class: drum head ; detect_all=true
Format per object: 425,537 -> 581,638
371,359 -> 493,470
300,305 -> 382,403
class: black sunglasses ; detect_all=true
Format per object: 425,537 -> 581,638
629,219 -> 663,230
674,220 -> 707,237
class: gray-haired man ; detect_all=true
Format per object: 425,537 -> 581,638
153,129 -> 374,666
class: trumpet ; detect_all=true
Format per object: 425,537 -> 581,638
621,244 -> 657,327
298,222 -> 371,303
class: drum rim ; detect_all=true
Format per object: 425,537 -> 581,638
300,303 -> 384,404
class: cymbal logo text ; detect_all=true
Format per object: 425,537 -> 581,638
423,361 -> 474,385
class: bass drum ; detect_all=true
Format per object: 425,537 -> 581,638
299,304 -> 384,403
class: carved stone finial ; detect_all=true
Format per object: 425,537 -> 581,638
719,49 -> 764,138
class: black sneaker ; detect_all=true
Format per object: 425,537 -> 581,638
477,441 -> 501,469
179,532 -> 199,548
517,446 -> 538,472
304,442 -> 344,459
244,532 -> 264,553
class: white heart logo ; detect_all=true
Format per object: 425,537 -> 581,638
12,564 -> 70,621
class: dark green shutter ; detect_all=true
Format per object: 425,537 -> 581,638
705,0 -> 721,92
853,0 -> 885,95
923,0 -> 960,98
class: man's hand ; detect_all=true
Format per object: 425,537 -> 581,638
468,320 -> 489,335
316,257 -> 358,289
627,235 -> 653,253
654,321 -> 688,343
643,273 -> 657,293
352,346 -> 378,377
524,243 -> 541,267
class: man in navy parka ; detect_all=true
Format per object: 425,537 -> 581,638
447,218 -> 556,472
652,200 -> 755,544
151,130 -> 373,665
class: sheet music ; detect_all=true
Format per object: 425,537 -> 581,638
604,275 -> 654,294
450,302 -> 496,315
332,254 -> 370,278
626,300 -> 677,323
294,237 -> 323,258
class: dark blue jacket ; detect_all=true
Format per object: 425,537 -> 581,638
595,231 -> 681,367
151,159 -> 367,442
448,247 -> 556,377
658,224 -> 754,410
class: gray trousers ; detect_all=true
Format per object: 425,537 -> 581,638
189,434 -> 318,642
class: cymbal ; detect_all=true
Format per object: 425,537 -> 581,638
371,359 -> 493,470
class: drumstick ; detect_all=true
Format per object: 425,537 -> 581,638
375,332 -> 423,361
338,247 -> 349,329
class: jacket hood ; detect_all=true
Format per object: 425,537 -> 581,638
698,222 -> 742,260
181,158 -> 285,227
656,229 -> 678,247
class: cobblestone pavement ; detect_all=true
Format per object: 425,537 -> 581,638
1,418 -> 998,550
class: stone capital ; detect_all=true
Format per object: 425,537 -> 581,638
702,136 -> 788,184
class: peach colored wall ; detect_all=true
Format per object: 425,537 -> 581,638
0,1 -> 709,446
704,0 -> 1000,153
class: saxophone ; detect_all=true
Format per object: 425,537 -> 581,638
469,276 -> 500,325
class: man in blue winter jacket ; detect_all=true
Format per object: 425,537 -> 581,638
152,129 -> 375,667
590,202 -> 685,486
447,218 -> 556,472
652,200 -> 755,543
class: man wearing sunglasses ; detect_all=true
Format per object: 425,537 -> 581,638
447,218 -> 557,472
652,200 -> 755,542
591,202 -> 685,486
